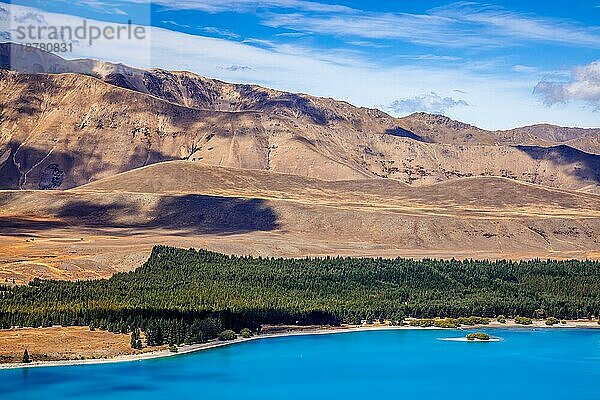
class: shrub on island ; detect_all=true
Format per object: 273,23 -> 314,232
497,315 -> 507,323
514,317 -> 533,325
466,332 -> 490,341
240,328 -> 253,338
545,317 -> 559,326
218,330 -> 237,341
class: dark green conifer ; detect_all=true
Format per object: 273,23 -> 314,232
22,349 -> 31,363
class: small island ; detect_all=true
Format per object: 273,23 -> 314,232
466,332 -> 490,341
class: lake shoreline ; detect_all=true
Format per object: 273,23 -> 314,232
2,320 -> 599,370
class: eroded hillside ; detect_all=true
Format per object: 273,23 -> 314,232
0,43 -> 599,192
0,70 -> 598,192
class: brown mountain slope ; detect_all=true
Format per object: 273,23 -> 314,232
0,69 -> 598,192
0,69 -> 376,188
79,161 -> 600,213
1,163 -> 599,283
1,42 -> 599,192
1,42 -> 397,125
4,43 -> 598,152
398,113 -> 600,153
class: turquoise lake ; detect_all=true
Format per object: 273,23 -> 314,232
2,328 -> 600,399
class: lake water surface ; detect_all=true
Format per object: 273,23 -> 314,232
2,328 -> 600,400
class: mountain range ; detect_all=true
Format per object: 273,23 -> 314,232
1,42 -> 598,191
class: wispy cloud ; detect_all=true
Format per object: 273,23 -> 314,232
261,2 -> 600,49
511,65 -> 538,73
202,26 -> 240,40
397,54 -> 462,62
70,0 -> 127,15
435,2 -> 600,48
261,11 -> 479,47
241,37 -> 369,68
217,65 -> 254,72
388,92 -> 470,115
534,61 -> 600,111
51,0 -> 600,49
161,20 -> 191,29
127,0 -> 353,14
346,40 -> 390,49
13,11 -> 46,24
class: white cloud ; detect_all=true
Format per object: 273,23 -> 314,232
69,0 -> 127,15
534,61 -> 600,111
217,65 -> 253,72
261,11 -> 483,48
126,0 -> 353,14
408,55 -> 461,61
346,40 -> 390,49
260,2 -> 600,49
433,2 -> 600,48
240,37 -> 370,68
511,65 -> 538,73
388,92 -> 469,115
201,27 -> 240,40
161,20 -> 191,29
13,11 -> 46,24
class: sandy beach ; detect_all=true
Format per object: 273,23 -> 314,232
1,320 -> 598,370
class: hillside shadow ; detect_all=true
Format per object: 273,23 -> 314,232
0,194 -> 280,236
0,217 -> 68,235
385,127 -> 430,142
0,141 -> 175,190
514,145 -> 600,185
150,195 -> 279,233
54,194 -> 279,235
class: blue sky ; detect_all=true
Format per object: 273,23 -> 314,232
2,0 -> 599,129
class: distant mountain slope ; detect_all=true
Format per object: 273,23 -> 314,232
398,113 -> 600,152
0,42 -> 598,192
79,161 -> 600,213
2,163 -> 599,282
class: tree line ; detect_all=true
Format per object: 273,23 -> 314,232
1,246 -> 599,346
